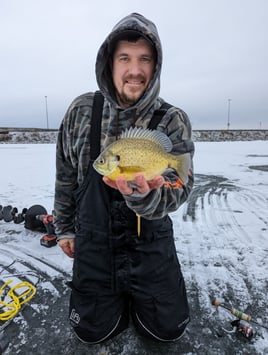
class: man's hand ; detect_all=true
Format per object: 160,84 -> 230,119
58,238 -> 75,258
103,173 -> 164,195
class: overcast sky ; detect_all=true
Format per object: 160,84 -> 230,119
1,0 -> 267,130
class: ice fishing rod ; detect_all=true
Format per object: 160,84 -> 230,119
212,298 -> 268,330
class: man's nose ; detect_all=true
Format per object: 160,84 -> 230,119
128,60 -> 142,75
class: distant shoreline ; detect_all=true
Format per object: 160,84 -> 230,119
0,128 -> 268,143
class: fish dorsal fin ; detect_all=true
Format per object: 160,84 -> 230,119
120,127 -> 173,152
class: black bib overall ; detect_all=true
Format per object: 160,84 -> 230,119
68,94 -> 190,343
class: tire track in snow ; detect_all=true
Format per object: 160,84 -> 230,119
0,245 -> 68,279
233,187 -> 268,232
173,174 -> 267,354
178,174 -> 268,348
0,244 -> 74,353
180,176 -> 261,295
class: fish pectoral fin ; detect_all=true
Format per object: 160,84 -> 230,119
120,166 -> 145,173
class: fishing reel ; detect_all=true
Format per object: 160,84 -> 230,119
212,297 -> 268,340
222,319 -> 254,339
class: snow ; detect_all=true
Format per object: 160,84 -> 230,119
0,141 -> 268,354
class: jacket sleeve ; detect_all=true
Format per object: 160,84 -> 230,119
53,108 -> 79,237
123,108 -> 194,220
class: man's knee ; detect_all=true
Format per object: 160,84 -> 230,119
132,310 -> 189,342
131,277 -> 190,342
68,284 -> 129,344
71,312 -> 128,344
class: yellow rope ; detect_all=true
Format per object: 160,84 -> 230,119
0,279 -> 36,321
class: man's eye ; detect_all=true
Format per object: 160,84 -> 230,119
141,57 -> 151,63
119,56 -> 128,62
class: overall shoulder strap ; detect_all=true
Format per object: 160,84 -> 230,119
148,102 -> 172,130
90,91 -> 104,160
90,95 -> 170,159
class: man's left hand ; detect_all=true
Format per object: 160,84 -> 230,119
103,173 -> 164,196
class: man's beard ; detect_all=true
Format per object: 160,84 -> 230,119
116,91 -> 139,107
115,75 -> 146,108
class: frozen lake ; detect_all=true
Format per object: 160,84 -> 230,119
0,141 -> 268,354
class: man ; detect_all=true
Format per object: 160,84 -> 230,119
54,12 -> 194,344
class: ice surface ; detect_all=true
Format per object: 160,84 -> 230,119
0,141 -> 268,354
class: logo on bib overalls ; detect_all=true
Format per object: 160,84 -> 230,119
70,308 -> 80,325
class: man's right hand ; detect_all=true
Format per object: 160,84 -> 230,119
58,238 -> 75,258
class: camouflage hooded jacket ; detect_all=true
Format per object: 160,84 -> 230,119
53,13 -> 194,237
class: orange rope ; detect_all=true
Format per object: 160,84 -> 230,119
163,178 -> 184,189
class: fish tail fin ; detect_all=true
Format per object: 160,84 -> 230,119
170,153 -> 191,184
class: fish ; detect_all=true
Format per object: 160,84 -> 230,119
93,127 -> 191,183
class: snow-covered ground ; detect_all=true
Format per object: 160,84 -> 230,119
0,141 -> 268,354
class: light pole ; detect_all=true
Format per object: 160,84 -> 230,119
227,98 -> 231,130
44,95 -> 49,129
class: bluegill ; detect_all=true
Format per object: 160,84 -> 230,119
93,127 -> 190,183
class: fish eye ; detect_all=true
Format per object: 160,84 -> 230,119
99,158 -> 105,164
116,155 -> 120,161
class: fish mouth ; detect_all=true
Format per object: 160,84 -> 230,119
93,161 -> 117,177
92,161 -> 104,175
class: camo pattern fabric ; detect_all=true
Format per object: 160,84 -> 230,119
53,13 -> 194,237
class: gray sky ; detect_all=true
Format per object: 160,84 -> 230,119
1,0 -> 267,130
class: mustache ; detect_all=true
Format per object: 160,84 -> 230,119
124,74 -> 145,82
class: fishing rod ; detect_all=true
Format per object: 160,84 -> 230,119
212,298 -> 268,330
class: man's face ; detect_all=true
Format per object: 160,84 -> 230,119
112,38 -> 155,108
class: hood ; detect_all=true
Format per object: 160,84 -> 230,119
95,13 -> 162,114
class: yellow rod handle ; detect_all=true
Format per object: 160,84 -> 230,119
136,214 -> 141,237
